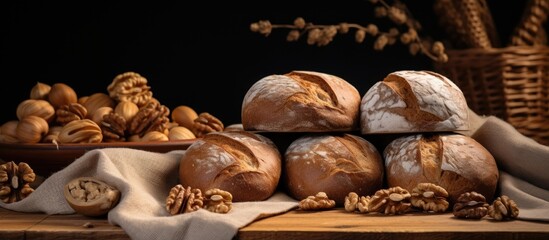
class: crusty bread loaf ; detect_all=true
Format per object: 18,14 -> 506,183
284,133 -> 384,205
384,133 -> 498,205
179,131 -> 281,202
361,70 -> 469,134
242,70 -> 361,132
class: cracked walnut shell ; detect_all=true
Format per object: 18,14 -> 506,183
453,191 -> 489,219
488,195 -> 519,221
0,161 -> 35,203
368,186 -> 411,215
166,185 -> 204,215
64,177 -> 120,216
107,72 -> 153,107
299,192 -> 336,211
411,183 -> 449,213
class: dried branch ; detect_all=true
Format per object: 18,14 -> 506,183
250,0 -> 448,62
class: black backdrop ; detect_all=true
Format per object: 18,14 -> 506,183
0,1 -> 533,126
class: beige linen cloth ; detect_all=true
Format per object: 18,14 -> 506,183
1,109 -> 549,240
0,149 -> 299,240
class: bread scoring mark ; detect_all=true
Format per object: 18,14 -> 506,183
201,133 -> 261,180
418,134 -> 443,183
285,71 -> 340,110
383,73 -> 442,126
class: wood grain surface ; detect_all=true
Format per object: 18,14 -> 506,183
1,207 -> 548,240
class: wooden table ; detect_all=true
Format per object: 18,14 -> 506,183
1,207 -> 548,240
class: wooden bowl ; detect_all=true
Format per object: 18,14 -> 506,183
0,140 -> 195,176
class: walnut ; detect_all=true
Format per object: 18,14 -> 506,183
203,188 -> 233,214
344,192 -> 371,213
453,191 -> 489,219
192,112 -> 224,137
358,195 -> 372,213
107,72 -> 153,107
488,195 -> 519,221
58,119 -> 103,143
298,192 -> 336,211
56,103 -> 88,126
344,192 -> 359,212
368,186 -> 411,215
166,185 -> 204,215
100,112 -> 127,142
63,177 -> 120,216
0,161 -> 35,203
411,183 -> 449,213
128,101 -> 170,137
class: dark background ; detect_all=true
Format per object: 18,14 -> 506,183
0,1 -> 533,126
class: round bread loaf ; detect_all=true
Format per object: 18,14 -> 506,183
285,133 -> 384,205
179,131 -> 281,202
361,70 -> 469,134
384,133 -> 498,205
242,70 -> 361,132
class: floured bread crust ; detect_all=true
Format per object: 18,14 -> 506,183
179,131 -> 281,202
242,70 -> 361,132
285,133 -> 384,205
383,133 -> 498,205
361,70 -> 469,134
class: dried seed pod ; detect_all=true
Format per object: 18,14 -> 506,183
82,93 -> 115,119
171,105 -> 198,130
58,119 -> 103,143
168,126 -> 195,140
16,116 -> 49,143
48,83 -> 78,109
16,99 -> 55,123
30,82 -> 51,100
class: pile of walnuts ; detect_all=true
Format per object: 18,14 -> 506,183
0,72 -> 224,144
299,183 -> 519,221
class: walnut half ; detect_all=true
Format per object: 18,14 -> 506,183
368,186 -> 411,215
299,192 -> 336,211
411,183 -> 449,213
166,184 -> 204,215
0,161 -> 35,203
204,188 -> 233,214
453,191 -> 489,219
488,195 -> 519,221
63,177 -> 120,216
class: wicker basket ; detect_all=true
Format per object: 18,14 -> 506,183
435,46 -> 549,145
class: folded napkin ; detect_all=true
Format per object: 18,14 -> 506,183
0,148 -> 299,240
466,110 -> 549,221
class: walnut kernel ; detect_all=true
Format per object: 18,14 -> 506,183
411,183 -> 449,213
298,192 -> 336,211
453,191 -> 489,219
0,161 -> 35,203
488,195 -> 519,221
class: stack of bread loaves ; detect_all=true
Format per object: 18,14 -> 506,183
361,70 -> 499,204
180,69 -> 499,206
241,71 -> 384,205
180,70 -> 384,204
